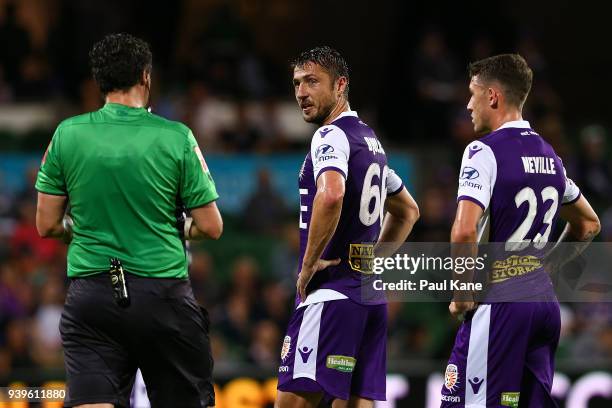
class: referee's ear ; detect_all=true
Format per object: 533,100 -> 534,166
141,70 -> 150,86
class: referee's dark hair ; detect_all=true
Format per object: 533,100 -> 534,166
291,46 -> 350,97
89,33 -> 152,95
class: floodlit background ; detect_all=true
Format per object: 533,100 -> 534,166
0,0 -> 610,406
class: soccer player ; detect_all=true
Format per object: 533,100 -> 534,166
275,46 -> 420,408
441,54 -> 601,407
35,33 -> 221,408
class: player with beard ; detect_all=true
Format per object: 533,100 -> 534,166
275,46 -> 420,408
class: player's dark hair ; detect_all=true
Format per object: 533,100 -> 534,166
89,33 -> 152,95
291,46 -> 350,97
468,54 -> 533,109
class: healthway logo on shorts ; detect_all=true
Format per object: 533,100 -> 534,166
326,355 -> 356,373
298,346 -> 313,363
444,364 -> 459,392
280,336 -> 291,361
501,392 -> 520,407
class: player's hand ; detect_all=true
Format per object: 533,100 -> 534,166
297,258 -> 341,302
449,301 -> 477,320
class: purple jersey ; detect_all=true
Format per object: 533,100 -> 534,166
298,111 -> 403,306
457,120 -> 581,301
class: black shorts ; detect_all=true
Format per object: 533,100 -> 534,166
60,273 -> 214,408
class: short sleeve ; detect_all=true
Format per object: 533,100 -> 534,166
560,161 -> 581,205
180,130 -> 219,209
35,128 -> 67,195
457,140 -> 497,211
310,125 -> 350,182
386,168 -> 404,195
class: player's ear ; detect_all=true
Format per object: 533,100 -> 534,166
488,87 -> 499,108
336,76 -> 348,97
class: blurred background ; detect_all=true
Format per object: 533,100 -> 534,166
0,0 -> 610,406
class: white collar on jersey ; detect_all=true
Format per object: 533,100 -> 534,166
335,110 -> 358,120
496,119 -> 531,130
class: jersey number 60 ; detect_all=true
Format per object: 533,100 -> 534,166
360,163 -> 389,227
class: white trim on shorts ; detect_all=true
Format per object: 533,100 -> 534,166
293,302 -> 324,381
465,304 -> 491,406
297,289 -> 348,308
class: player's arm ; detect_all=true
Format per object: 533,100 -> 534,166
451,200 -> 483,243
184,202 -> 223,240
545,195 -> 600,272
36,192 -> 72,242
449,140 -> 495,318
374,186 -> 419,258
449,200 -> 482,317
297,170 -> 344,301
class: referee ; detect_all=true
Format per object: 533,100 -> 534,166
35,33 -> 221,408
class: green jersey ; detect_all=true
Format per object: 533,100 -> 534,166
35,103 -> 218,278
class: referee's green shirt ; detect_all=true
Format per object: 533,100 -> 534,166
35,103 -> 219,278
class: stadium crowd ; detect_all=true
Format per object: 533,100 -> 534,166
0,0 -> 611,382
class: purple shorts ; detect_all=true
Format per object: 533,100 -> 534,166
441,302 -> 561,407
277,298 -> 387,401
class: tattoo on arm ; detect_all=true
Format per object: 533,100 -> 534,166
544,223 -> 597,274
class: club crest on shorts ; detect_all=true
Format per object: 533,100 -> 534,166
445,363 -> 459,391
280,335 -> 291,361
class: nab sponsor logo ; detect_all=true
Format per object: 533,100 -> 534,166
348,244 -> 374,274
460,167 -> 479,180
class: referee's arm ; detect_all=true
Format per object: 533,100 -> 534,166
36,192 -> 72,243
181,129 -> 223,241
187,202 -> 223,240
36,129 -> 72,242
